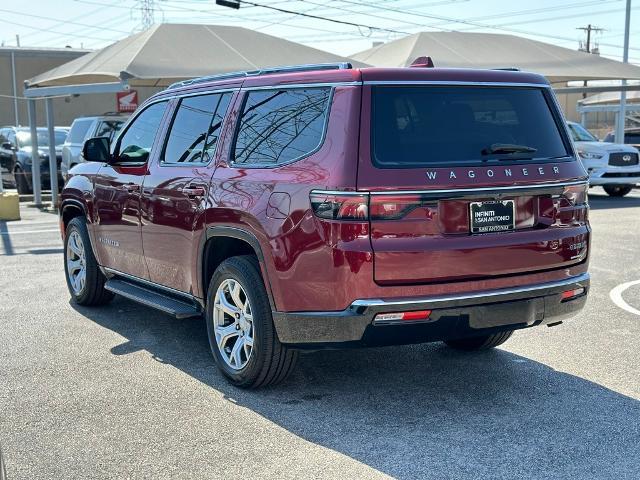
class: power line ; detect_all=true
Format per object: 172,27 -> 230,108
0,7 -> 131,36
233,0 -> 410,35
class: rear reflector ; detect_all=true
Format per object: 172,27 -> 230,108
561,287 -> 585,300
375,310 -> 432,323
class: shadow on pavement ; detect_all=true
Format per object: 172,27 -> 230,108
71,297 -> 640,479
588,191 -> 640,210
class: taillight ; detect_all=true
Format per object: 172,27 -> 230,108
310,191 -> 434,221
562,184 -> 588,206
309,191 -> 368,220
369,194 -> 432,220
554,183 -> 588,225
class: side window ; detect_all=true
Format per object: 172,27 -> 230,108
233,88 -> 331,166
67,119 -> 93,144
0,129 -> 7,144
95,120 -> 125,143
7,131 -> 16,147
163,93 -> 231,165
117,101 -> 168,163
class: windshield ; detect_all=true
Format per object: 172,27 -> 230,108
371,86 -> 570,167
568,123 -> 598,142
16,130 -> 67,148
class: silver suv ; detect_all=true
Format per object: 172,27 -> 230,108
61,114 -> 128,181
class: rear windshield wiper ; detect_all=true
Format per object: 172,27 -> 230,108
481,143 -> 538,156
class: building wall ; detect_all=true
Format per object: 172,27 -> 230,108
555,92 -> 583,122
0,47 -> 161,128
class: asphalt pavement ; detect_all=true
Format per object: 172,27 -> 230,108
0,188 -> 639,479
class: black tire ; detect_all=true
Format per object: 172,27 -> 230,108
206,255 -> 297,388
14,166 -> 31,194
603,185 -> 633,197
444,330 -> 514,351
64,216 -> 114,306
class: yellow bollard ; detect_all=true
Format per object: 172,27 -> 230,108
0,191 -> 20,221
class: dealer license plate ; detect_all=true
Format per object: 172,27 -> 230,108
469,200 -> 515,234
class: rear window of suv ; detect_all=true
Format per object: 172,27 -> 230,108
371,86 -> 570,168
67,119 -> 93,144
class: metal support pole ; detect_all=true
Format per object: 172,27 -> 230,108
10,51 -> 19,126
45,98 -> 58,206
615,0 -> 632,144
27,99 -> 41,206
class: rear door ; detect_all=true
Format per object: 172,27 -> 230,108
358,82 -> 589,285
141,91 -> 233,294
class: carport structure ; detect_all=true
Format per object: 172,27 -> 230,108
352,32 -> 640,136
21,23 -> 367,206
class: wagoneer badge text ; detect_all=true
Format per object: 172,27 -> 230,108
426,166 -> 561,181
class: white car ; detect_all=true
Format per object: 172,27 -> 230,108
567,121 -> 639,197
61,114 -> 128,181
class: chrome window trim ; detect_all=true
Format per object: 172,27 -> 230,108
241,81 -> 359,91
144,82 -> 356,105
363,81 -> 550,88
352,273 -> 590,308
367,179 -> 588,195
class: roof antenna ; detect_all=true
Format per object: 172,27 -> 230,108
410,56 -> 435,68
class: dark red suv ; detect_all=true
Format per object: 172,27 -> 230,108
60,62 -> 590,388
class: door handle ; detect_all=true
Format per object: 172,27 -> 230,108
182,186 -> 206,198
123,183 -> 140,192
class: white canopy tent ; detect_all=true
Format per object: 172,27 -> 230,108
22,23 -> 367,205
352,32 -> 640,85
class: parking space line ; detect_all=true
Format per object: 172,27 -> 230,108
0,229 -> 60,235
610,280 -> 640,316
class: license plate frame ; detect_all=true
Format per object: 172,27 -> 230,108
469,200 -> 516,234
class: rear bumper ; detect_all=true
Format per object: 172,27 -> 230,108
272,273 -> 590,347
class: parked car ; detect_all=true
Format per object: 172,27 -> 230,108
60,62 -> 590,388
0,126 -> 68,193
567,121 -> 640,197
61,114 -> 128,181
603,127 -> 640,151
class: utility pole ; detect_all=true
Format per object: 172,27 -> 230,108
577,24 -> 604,54
136,0 -> 155,30
577,25 -> 604,100
615,0 -> 632,144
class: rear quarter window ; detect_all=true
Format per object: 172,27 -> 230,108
371,86 -> 570,168
232,87 -> 331,166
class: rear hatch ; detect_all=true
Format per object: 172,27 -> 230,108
357,73 -> 589,285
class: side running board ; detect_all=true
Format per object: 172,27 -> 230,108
104,278 -> 201,319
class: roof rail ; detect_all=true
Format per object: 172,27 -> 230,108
492,67 -> 521,71
168,62 -> 353,90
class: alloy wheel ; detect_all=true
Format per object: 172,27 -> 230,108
213,279 -> 254,370
66,230 -> 87,295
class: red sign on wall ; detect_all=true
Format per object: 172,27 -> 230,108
117,90 -> 138,112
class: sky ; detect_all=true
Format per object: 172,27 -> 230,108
0,0 -> 638,64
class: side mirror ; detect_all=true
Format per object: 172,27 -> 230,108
82,137 -> 111,163
1,142 -> 13,150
